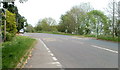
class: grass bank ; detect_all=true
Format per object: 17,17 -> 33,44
2,36 -> 36,68
38,31 -> 119,42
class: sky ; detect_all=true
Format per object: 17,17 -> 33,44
15,0 -> 119,26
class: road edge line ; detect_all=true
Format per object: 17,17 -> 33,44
39,38 -> 64,69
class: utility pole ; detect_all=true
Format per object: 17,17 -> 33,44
113,0 -> 115,37
1,1 -> 8,42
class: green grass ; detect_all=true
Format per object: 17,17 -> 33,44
2,36 -> 36,68
0,43 -> 2,69
38,31 -> 119,42
84,35 -> 96,37
38,31 -> 79,36
97,36 -> 119,42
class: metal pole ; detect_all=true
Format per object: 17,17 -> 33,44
96,21 -> 99,39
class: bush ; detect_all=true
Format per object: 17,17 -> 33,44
6,33 -> 14,41
97,36 -> 118,42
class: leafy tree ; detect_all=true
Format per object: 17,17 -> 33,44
6,10 -> 17,34
58,3 -> 93,34
105,0 -> 119,37
87,10 -> 108,36
35,18 -> 57,32
17,16 -> 27,32
58,12 -> 76,33
1,10 -> 17,41
7,3 -> 27,33
40,19 -> 50,31
25,24 -> 35,32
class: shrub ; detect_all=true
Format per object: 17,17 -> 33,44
6,33 -> 14,41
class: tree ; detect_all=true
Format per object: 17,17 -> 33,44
6,10 -> 17,34
17,16 -> 27,32
6,3 -> 27,33
58,3 -> 93,34
59,12 -> 77,33
118,1 -> 120,18
35,18 -> 57,32
25,24 -> 35,32
105,0 -> 119,37
3,10 -> 17,41
40,19 -> 50,31
87,10 -> 108,37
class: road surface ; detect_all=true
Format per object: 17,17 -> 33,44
24,33 -> 118,68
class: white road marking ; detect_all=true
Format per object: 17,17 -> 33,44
52,62 -> 60,64
50,53 -> 54,56
56,64 -> 62,67
91,45 -> 118,54
52,57 -> 58,61
39,39 -> 50,50
48,51 -> 51,53
39,39 -> 63,68
46,48 -> 49,51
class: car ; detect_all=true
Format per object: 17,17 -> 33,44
19,29 -> 24,34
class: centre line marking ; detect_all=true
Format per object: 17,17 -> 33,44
91,45 -> 118,54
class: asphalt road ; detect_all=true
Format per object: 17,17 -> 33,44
24,33 -> 118,68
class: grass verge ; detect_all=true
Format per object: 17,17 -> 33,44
2,36 -> 36,68
38,31 -> 119,42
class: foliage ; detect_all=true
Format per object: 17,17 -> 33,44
2,36 -> 36,68
6,33 -> 14,41
6,10 -> 17,35
5,3 -> 27,33
1,3 -> 27,41
35,18 -> 58,32
58,3 -> 94,35
17,16 -> 27,32
1,10 -> 17,41
87,10 -> 109,35
97,35 -> 118,42
25,24 -> 35,32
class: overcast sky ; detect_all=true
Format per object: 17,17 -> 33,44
15,0 -> 119,26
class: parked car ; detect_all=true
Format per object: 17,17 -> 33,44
19,29 -> 24,34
